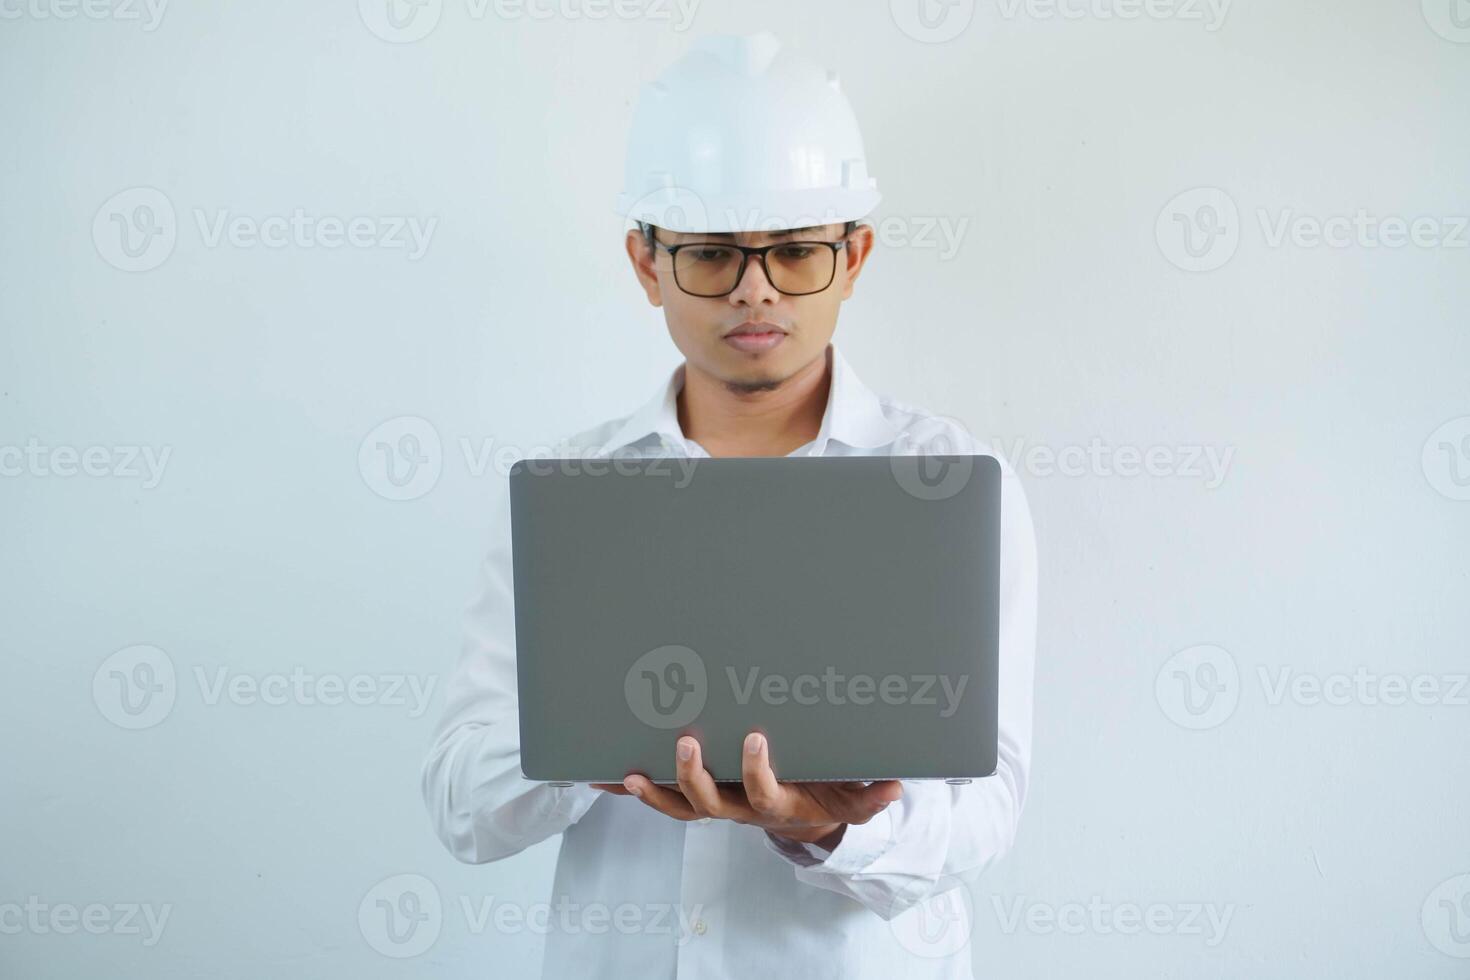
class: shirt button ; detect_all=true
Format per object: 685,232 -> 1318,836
693,919 -> 708,935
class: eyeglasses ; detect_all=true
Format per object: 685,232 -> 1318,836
650,236 -> 850,297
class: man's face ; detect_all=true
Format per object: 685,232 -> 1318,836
626,222 -> 875,392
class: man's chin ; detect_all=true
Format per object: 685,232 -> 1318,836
710,345 -> 799,388
721,373 -> 786,395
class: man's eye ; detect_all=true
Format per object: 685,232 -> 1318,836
691,249 -> 731,263
775,245 -> 816,260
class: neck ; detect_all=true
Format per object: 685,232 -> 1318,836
677,347 -> 831,457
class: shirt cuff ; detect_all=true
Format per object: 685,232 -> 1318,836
762,806 -> 898,875
546,783 -> 601,824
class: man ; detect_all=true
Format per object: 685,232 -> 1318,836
421,32 -> 1037,979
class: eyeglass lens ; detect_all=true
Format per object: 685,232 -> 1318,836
671,242 -> 837,297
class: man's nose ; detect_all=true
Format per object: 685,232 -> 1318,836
728,252 -> 781,305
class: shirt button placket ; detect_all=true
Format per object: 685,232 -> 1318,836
675,820 -> 726,977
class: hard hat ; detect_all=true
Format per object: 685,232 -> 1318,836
615,31 -> 880,235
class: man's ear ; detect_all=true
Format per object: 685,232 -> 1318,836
625,229 -> 663,308
838,223 -> 875,301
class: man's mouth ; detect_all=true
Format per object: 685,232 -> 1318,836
723,322 -> 788,353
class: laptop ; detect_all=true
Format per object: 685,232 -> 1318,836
508,453 -> 1001,784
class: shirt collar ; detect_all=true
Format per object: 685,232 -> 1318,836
595,342 -> 901,456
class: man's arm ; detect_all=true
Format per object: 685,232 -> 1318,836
420,487 -> 600,864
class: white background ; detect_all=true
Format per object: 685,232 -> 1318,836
2,0 -> 1468,977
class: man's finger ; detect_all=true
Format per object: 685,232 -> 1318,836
837,779 -> 904,821
863,780 -> 905,805
623,774 -> 698,820
674,736 -> 730,819
591,783 -> 632,795
740,731 -> 788,816
800,779 -> 900,825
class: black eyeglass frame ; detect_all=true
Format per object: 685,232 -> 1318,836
644,227 -> 855,298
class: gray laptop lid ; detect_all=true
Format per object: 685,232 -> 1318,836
509,453 -> 1001,783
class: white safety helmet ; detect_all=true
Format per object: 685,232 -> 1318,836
615,31 -> 880,235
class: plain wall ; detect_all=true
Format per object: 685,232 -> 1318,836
2,0 -> 1467,977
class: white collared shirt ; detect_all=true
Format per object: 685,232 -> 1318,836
421,343 -> 1037,979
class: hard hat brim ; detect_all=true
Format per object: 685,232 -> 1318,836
616,187 -> 880,235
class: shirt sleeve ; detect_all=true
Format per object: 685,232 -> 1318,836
420,482 -> 601,864
762,453 -> 1038,920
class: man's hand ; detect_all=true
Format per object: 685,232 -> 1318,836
592,732 -> 903,848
